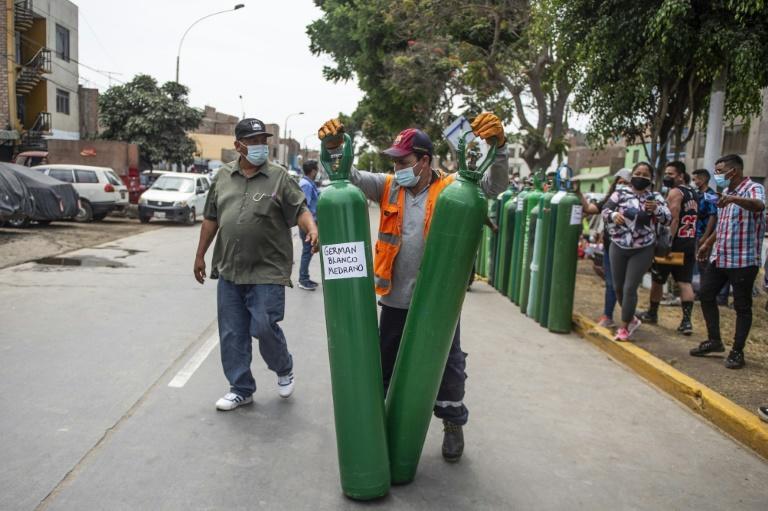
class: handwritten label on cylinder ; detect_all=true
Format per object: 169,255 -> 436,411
569,205 -> 583,226
322,242 -> 367,280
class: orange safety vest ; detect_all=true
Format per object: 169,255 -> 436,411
374,171 -> 456,295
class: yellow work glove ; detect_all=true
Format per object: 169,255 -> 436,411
318,118 -> 345,149
471,112 -> 506,147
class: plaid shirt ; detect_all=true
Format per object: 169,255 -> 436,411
711,178 -> 766,268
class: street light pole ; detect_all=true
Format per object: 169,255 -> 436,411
302,133 -> 315,157
176,4 -> 245,83
282,111 -> 304,168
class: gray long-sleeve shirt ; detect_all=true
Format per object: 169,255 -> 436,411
351,146 -> 509,309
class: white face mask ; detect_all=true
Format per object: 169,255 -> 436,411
240,143 -> 268,166
395,166 -> 419,187
395,160 -> 423,187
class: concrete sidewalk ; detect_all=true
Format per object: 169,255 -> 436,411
1,221 -> 767,510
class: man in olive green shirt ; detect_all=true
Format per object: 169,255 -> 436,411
194,118 -> 318,411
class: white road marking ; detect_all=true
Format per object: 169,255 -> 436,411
168,334 -> 219,388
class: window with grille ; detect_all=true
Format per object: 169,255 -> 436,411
56,89 -> 70,115
56,24 -> 70,61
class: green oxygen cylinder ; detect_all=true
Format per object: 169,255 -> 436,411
547,179 -> 583,334
527,187 -> 557,321
492,188 -> 515,290
507,188 -> 529,301
385,133 -> 496,485
317,134 -> 390,500
478,207 -> 490,277
495,192 -> 516,293
539,168 -> 569,327
487,198 -> 499,284
518,179 -> 543,312
521,203 -> 539,312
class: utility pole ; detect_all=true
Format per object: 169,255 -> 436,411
282,111 -> 304,167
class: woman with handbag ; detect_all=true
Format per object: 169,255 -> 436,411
576,168 -> 632,328
601,162 -> 672,341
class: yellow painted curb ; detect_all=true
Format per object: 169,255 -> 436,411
572,313 -> 768,461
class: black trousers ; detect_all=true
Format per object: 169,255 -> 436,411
699,264 -> 759,352
379,304 -> 468,425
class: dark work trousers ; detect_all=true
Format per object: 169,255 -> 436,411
379,304 -> 469,426
699,264 -> 759,352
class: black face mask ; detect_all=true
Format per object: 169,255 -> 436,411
662,176 -> 675,188
631,176 -> 652,191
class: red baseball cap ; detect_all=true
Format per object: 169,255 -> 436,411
382,128 -> 434,158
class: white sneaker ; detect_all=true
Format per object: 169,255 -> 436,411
627,316 -> 642,337
215,392 -> 253,411
277,373 -> 294,398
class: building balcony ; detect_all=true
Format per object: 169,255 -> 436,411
20,112 -> 52,151
14,0 -> 34,32
16,48 -> 51,94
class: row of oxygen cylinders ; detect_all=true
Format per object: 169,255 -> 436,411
475,172 -> 583,333
315,133 -> 495,500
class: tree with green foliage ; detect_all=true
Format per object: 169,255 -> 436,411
554,0 -> 768,176
356,150 -> 391,173
308,0 -> 573,173
99,75 -> 203,168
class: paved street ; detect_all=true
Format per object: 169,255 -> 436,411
1,219 -> 767,511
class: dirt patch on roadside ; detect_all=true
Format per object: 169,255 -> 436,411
0,216 -> 160,269
574,259 -> 768,415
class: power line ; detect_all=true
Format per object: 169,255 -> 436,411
18,32 -> 125,86
79,10 -> 113,61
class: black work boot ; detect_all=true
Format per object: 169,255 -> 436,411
442,420 -> 464,463
677,301 -> 694,336
690,340 -> 725,357
677,319 -> 693,336
637,301 -> 659,324
725,350 -> 745,369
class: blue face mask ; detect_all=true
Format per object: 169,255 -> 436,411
714,173 -> 730,189
243,144 -> 269,166
395,165 -> 420,188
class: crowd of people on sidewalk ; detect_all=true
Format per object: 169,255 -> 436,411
576,155 -> 766,372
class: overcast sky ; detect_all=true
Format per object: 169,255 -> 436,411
74,0 -> 363,151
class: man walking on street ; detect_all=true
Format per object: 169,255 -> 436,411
691,154 -> 766,369
194,118 -> 318,410
318,113 -> 508,462
692,168 -> 718,244
638,161 -> 698,335
298,160 -> 320,290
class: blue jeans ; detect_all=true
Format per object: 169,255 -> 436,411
298,229 -> 313,283
603,242 -> 617,318
217,279 -> 293,397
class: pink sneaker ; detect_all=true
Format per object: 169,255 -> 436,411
627,316 -> 642,337
615,327 -> 630,341
597,315 -> 615,328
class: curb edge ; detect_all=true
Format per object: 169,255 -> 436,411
572,313 -> 768,461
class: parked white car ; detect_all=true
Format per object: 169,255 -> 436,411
33,164 -> 129,222
137,172 -> 210,225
